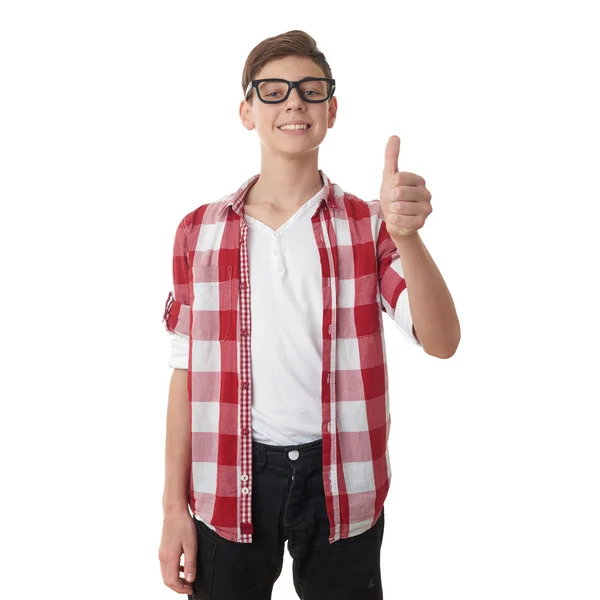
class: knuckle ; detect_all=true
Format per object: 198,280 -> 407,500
183,540 -> 198,552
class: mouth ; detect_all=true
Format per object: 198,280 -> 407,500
277,124 -> 312,134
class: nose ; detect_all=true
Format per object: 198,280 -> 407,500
285,85 -> 306,105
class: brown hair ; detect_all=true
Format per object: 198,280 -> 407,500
242,30 -> 334,105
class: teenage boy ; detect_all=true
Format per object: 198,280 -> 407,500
159,31 -> 460,600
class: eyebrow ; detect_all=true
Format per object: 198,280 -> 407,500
262,76 -> 322,79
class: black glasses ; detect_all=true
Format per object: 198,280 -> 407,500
245,77 -> 336,104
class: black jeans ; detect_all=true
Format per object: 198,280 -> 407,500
189,437 -> 385,600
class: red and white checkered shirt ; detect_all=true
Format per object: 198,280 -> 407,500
163,170 -> 422,544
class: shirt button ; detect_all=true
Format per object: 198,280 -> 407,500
242,382 -> 249,389
242,487 -> 249,495
241,282 -> 247,289
242,428 -> 249,435
243,329 -> 249,337
273,248 -> 279,254
241,474 -> 248,481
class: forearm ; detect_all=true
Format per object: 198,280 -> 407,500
162,368 -> 191,517
391,232 -> 460,358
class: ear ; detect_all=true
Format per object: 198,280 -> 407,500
328,96 -> 338,128
239,100 -> 254,130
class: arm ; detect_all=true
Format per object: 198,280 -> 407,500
162,215 -> 193,515
159,218 -> 196,594
162,368 -> 191,517
391,231 -> 460,358
159,368 -> 197,593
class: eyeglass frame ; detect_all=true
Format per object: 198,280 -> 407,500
244,77 -> 336,104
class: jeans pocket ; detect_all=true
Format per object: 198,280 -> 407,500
252,450 -> 266,474
191,519 -> 217,599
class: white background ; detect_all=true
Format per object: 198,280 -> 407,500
1,1 -> 599,598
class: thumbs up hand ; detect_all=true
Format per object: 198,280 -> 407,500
379,136 -> 432,239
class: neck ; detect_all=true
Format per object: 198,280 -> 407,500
245,155 -> 324,211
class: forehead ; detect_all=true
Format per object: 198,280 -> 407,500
255,55 -> 325,80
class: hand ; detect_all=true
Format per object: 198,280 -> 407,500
379,135 -> 432,239
158,513 -> 197,595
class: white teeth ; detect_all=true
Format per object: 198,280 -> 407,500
279,124 -> 309,130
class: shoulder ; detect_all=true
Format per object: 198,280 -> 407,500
333,185 -> 384,226
364,198 -> 384,221
178,193 -> 235,233
332,182 -> 382,219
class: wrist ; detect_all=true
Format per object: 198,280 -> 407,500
391,231 -> 420,245
163,507 -> 190,520
162,498 -> 190,518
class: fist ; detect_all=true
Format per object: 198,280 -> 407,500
379,135 -> 432,239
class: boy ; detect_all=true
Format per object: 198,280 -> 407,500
158,30 -> 460,599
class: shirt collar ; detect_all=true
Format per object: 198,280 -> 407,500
219,169 -> 339,217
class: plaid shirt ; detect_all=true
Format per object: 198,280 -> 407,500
162,170 -> 422,544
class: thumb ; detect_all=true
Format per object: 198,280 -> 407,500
183,545 -> 196,582
383,135 -> 400,179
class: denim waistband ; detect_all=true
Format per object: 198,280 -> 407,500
252,437 -> 323,468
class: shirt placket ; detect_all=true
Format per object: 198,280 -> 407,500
238,214 -> 254,539
315,202 -> 341,542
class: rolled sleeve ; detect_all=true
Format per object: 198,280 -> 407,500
162,291 -> 190,336
163,215 -> 192,367
374,201 -> 422,347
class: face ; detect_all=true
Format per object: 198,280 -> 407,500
239,55 -> 337,154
